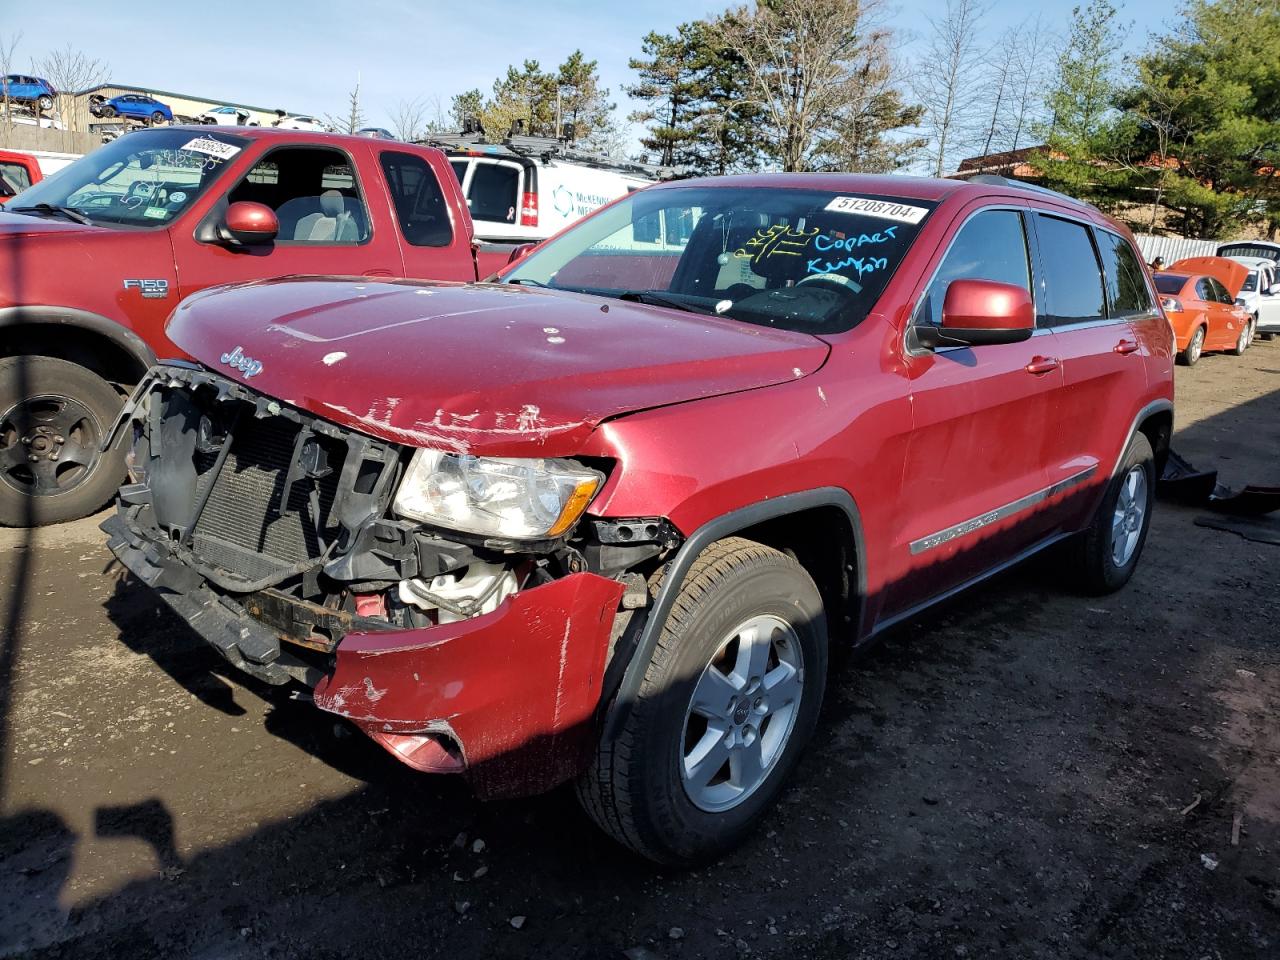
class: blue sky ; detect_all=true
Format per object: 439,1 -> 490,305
10,0 -> 1171,138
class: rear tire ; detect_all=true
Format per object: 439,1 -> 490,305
1230,321 -> 1251,356
1067,433 -> 1155,595
1178,326 -> 1205,365
100,105 -> 116,118
0,356 -> 127,527
37,94 -> 53,111
577,537 -> 828,865
151,111 -> 165,124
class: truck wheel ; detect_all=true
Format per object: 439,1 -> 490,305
0,356 -> 127,527
577,537 -> 827,864
1067,433 -> 1155,595
1178,326 -> 1205,366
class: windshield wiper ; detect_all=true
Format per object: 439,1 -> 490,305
507,277 -> 550,288
10,203 -> 93,225
614,289 -> 722,316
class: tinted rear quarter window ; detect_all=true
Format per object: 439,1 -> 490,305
380,151 -> 453,247
1096,230 -> 1155,317
1035,215 -> 1105,325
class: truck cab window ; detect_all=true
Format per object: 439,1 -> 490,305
227,147 -> 370,244
379,151 -> 453,247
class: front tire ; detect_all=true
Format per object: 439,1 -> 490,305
1068,433 -> 1155,595
151,111 -> 166,124
0,356 -> 127,527
1178,326 -> 1205,365
36,94 -> 53,111
577,538 -> 828,865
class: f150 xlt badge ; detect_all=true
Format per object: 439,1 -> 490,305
122,278 -> 169,299
220,345 -> 264,379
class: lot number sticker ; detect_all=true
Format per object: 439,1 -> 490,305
181,137 -> 242,161
824,196 -> 928,224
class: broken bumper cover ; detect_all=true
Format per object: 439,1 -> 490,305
104,512 -> 625,797
313,573 -> 624,797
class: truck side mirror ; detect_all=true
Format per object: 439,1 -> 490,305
507,242 -> 536,265
220,201 -> 278,246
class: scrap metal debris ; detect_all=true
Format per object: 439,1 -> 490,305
1159,450 -> 1280,515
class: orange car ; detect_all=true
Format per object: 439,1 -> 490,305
1154,257 -> 1254,365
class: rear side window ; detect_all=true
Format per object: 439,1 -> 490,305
1035,215 -> 1105,325
467,162 -> 518,223
1096,230 -> 1155,317
448,160 -> 468,184
917,208 -> 1031,325
1195,279 -> 1214,302
379,151 -> 453,247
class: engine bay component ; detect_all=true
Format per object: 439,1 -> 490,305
398,560 -> 518,623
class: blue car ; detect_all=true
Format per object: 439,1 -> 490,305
1,75 -> 57,110
99,93 -> 173,123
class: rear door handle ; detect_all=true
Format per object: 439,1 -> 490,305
1114,339 -> 1140,354
1025,356 -> 1061,375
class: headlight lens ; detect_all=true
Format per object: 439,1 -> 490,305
392,449 -> 603,539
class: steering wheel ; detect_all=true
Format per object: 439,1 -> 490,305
797,272 -> 863,295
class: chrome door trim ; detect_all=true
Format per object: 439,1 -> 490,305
909,465 -> 1098,555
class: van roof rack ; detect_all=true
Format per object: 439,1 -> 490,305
966,173 -> 1096,209
418,131 -> 678,180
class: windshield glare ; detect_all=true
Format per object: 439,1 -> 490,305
504,185 -> 935,334
9,129 -> 248,228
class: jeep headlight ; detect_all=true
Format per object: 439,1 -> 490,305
392,449 -> 603,539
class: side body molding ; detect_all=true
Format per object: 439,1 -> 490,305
602,487 -> 867,742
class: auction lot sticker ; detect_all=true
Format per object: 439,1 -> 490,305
181,137 -> 242,160
824,196 -> 929,224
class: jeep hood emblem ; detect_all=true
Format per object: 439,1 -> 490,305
220,345 -> 263,378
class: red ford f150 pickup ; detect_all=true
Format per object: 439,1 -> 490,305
102,173 -> 1174,863
0,126 -> 514,526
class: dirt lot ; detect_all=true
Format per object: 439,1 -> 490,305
1,343 -> 1278,960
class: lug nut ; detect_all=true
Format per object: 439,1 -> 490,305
55,436 -> 65,444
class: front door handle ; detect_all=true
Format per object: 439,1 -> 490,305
1025,356 -> 1061,375
1114,339 -> 1140,355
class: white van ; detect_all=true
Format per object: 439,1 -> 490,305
443,140 -> 656,243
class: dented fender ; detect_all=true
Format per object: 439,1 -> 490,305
313,572 -> 625,797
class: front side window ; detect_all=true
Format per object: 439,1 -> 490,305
226,146 -> 370,244
1242,271 -> 1258,293
0,160 -> 31,192
1194,279 -> 1214,302
1206,277 -> 1231,303
917,208 -> 1030,326
380,151 -> 453,247
1097,230 -> 1155,317
467,162 -> 519,223
1035,215 -> 1106,326
7,128 -> 247,228
505,185 -> 935,334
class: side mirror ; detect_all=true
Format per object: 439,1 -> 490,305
914,278 -> 1035,349
220,201 -> 278,246
507,242 -> 536,265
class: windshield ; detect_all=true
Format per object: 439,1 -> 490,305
9,129 -> 248,228
503,185 -> 935,334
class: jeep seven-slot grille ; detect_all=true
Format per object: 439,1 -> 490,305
190,416 -> 344,583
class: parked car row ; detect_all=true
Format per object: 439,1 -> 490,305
1153,247 -> 1280,364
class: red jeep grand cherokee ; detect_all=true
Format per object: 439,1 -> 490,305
103,173 -> 1174,863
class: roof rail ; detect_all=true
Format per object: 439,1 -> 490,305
966,173 -> 1096,209
417,131 -> 678,180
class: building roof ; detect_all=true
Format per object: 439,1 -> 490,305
72,82 -> 284,115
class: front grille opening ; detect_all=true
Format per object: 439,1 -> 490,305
354,458 -> 382,495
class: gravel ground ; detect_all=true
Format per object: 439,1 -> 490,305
1,341 -> 1277,960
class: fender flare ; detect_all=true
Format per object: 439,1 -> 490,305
0,305 -> 158,375
1113,398 -> 1174,477
602,487 -> 867,742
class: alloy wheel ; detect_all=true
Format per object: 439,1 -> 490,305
0,393 -> 102,499
1110,465 -> 1148,568
680,613 -> 804,813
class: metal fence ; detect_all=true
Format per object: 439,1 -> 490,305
1133,233 -> 1218,264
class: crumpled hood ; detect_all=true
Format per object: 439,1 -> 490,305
167,277 -> 830,455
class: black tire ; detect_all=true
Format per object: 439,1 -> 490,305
151,111 -> 165,124
100,105 -> 116,118
577,537 -> 828,865
1178,326 -> 1205,366
37,94 -> 53,111
1067,433 -> 1155,595
0,356 -> 127,527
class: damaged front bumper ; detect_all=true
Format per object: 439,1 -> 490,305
105,511 -> 624,796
